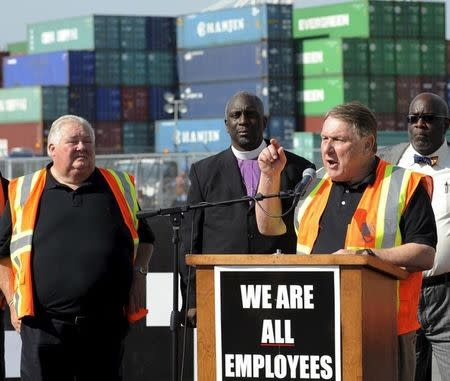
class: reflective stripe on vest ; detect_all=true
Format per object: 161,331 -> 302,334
98,168 -> 139,251
8,169 -> 46,318
9,168 -> 139,319
294,159 -> 431,335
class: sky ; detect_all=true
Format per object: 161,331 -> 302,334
0,0 -> 368,50
1,0 -> 449,50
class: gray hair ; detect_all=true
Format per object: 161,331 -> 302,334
325,101 -> 377,152
47,115 -> 95,147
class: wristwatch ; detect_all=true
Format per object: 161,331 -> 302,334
356,249 -> 376,257
134,265 -> 147,275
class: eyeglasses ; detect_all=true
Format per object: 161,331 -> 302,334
406,114 -> 449,124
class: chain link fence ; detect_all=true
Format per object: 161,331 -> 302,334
0,152 -> 212,210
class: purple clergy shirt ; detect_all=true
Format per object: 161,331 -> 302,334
237,159 -> 261,197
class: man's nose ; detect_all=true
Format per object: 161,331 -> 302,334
238,113 -> 248,124
416,117 -> 427,128
322,140 -> 333,153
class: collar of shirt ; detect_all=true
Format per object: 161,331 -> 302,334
400,141 -> 450,172
45,163 -> 96,190
231,140 -> 266,160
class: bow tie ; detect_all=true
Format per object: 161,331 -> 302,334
413,154 -> 438,167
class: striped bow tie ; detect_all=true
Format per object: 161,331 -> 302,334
413,154 -> 438,167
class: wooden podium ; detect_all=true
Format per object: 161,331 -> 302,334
186,254 -> 408,381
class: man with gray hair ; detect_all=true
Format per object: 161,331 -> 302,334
256,101 -> 437,381
0,115 -> 154,381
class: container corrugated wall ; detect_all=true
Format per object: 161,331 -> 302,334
178,41 -> 293,83
2,51 -> 95,87
294,0 -> 448,133
155,118 -> 229,153
177,4 -> 292,49
180,79 -> 295,119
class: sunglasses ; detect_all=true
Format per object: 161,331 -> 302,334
406,114 -> 448,124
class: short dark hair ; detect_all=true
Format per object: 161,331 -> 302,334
325,101 -> 377,140
224,91 -> 265,118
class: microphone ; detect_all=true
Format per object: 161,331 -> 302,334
293,168 -> 316,197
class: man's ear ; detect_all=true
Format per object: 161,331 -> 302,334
47,143 -> 55,158
263,116 -> 268,131
365,135 -> 375,153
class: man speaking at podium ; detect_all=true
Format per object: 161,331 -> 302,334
180,91 -> 314,326
255,102 -> 437,381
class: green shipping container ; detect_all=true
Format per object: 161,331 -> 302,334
421,40 -> 446,76
293,2 -> 369,39
369,77 -> 396,113
368,39 -> 396,75
292,132 -> 322,166
297,75 -> 369,116
96,51 -> 121,85
42,87 -> 69,120
27,15 -> 121,53
120,16 -> 147,50
295,37 -> 368,77
395,40 -> 421,76
148,51 -> 177,86
0,87 -> 42,123
393,3 -> 420,38
368,1 -> 394,38
7,41 -> 28,55
121,51 -> 148,86
420,2 -> 445,39
377,131 -> 408,148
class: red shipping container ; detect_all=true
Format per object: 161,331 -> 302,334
94,122 -> 123,154
121,86 -> 149,121
396,76 -> 422,115
421,76 -> 447,101
375,113 -> 397,131
0,122 -> 45,155
298,115 -> 324,133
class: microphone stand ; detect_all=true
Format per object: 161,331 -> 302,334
136,190 -> 299,381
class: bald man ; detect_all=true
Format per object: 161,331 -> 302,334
378,93 -> 450,381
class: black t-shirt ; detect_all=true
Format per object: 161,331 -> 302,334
312,160 -> 437,254
0,167 -> 154,317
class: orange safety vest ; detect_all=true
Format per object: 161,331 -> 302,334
0,179 -> 5,213
8,168 -> 139,319
294,159 -> 433,335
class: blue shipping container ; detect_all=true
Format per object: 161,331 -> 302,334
179,79 -> 295,119
177,4 -> 292,49
146,17 -> 176,50
149,86 -> 178,120
69,86 -> 96,121
178,40 -> 293,83
155,118 -> 229,153
96,86 -> 121,121
2,51 -> 95,87
265,116 -> 295,149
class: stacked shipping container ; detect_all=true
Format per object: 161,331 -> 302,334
0,15 -> 177,154
172,4 -> 296,151
293,0 -> 447,133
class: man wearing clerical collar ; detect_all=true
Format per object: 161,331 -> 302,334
179,91 -> 314,327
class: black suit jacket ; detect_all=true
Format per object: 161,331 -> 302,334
179,146 -> 314,308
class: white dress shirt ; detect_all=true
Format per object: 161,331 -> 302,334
398,141 -> 450,277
